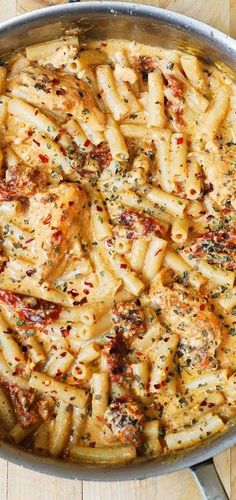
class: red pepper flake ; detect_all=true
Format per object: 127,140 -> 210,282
174,108 -> 185,126
39,154 -> 49,164
60,146 -> 66,155
96,205 -> 103,212
176,136 -> 184,145
83,139 -> 91,148
73,297 -> 88,306
60,352 -> 67,358
88,143 -> 112,170
163,337 -> 170,342
200,304 -> 205,311
208,402 -> 215,408
52,230 -> 63,245
61,328 -> 70,338
84,282 -> 94,288
120,263 -> 127,269
136,352 -> 143,357
75,366 -> 82,374
166,100 -> 172,108
101,42 -> 107,47
154,383 -> 161,389
0,290 -> 61,324
56,88 -> 66,96
0,290 -> 21,307
52,78 -> 60,85
26,269 -> 36,277
42,214 -> 52,225
68,201 -> 74,206
84,289 -> 90,295
68,289 -> 78,297
167,75 -> 185,98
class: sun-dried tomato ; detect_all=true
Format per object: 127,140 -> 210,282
119,209 -> 166,238
89,143 -> 112,170
39,154 -> 49,164
167,75 -> 185,98
0,290 -> 61,325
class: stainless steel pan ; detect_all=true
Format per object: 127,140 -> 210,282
0,3 -> 236,498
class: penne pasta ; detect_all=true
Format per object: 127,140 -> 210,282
171,216 -> 189,243
131,362 -> 149,402
147,71 -> 165,128
104,114 -> 129,161
170,133 -> 187,182
185,157 -> 202,199
26,36 -> 79,61
0,387 -> 16,431
197,260 -> 235,288
150,333 -> 179,392
143,185 -> 188,217
91,372 -> 109,419
165,413 -> 224,451
153,129 -> 173,192
96,65 -> 130,120
163,250 -> 205,290
49,402 -> 72,457
142,237 -> 167,283
70,444 -> 137,464
34,420 -> 51,454
129,239 -> 149,273
29,371 -> 89,409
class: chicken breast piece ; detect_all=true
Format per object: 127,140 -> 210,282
105,396 -> 144,446
0,183 -> 87,280
197,148 -> 236,209
149,281 -> 224,372
7,65 -> 105,132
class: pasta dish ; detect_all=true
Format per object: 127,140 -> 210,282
0,34 -> 235,464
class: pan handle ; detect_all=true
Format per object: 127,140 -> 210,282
190,458 -> 229,500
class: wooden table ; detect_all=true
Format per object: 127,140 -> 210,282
0,1 -> 235,498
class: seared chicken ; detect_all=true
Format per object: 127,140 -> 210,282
0,183 -> 87,280
149,281 -> 224,372
197,148 -> 236,209
7,65 -> 105,132
112,301 -> 146,338
180,230 -> 236,272
1,380 -> 49,428
105,396 -> 144,446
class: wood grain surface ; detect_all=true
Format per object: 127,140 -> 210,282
0,1 -> 235,499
